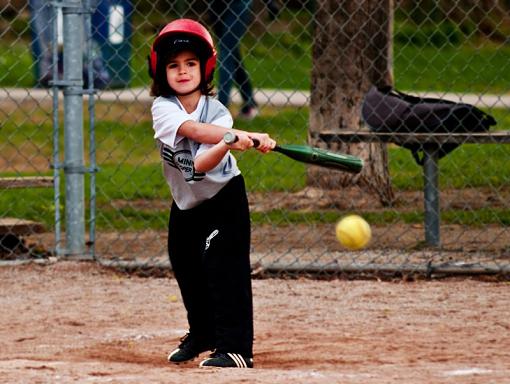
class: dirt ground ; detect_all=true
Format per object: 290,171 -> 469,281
1,261 -> 509,384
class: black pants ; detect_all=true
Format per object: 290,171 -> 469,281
168,175 -> 253,357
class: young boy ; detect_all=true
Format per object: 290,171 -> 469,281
148,18 -> 275,368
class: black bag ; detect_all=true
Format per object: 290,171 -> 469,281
361,86 -> 497,165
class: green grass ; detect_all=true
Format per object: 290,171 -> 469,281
252,208 -> 510,227
389,108 -> 510,190
393,43 -> 510,93
3,21 -> 510,93
388,143 -> 510,190
2,16 -> 510,230
0,189 -> 55,224
0,41 -> 36,87
4,186 -> 508,230
2,106 -> 509,230
96,205 -> 168,231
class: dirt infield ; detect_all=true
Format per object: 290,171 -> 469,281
1,261 -> 509,384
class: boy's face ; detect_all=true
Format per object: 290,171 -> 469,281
166,50 -> 201,96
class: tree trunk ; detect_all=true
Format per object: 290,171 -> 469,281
309,0 -> 395,205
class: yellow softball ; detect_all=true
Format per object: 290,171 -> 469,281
335,215 -> 372,250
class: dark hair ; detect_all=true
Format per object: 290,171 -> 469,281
150,34 -> 215,98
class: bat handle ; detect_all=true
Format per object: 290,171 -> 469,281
223,132 -> 260,148
223,131 -> 238,145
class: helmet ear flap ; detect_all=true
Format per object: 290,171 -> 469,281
204,55 -> 216,82
148,50 -> 158,79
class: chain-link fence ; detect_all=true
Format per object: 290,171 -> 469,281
1,0 -> 509,275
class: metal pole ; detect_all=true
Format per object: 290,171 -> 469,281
62,0 -> 85,256
83,0 -> 97,259
423,146 -> 440,246
51,1 -> 62,256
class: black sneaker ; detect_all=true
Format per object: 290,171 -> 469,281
167,333 -> 212,364
199,352 -> 253,368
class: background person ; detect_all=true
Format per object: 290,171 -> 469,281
29,0 -> 110,88
209,0 -> 258,119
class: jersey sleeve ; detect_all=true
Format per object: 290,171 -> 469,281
209,99 -> 234,128
151,97 -> 191,148
195,99 -> 234,158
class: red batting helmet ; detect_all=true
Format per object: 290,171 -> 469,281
148,19 -> 217,82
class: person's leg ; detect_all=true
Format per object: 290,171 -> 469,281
29,0 -> 53,86
200,176 -> 253,359
230,0 -> 257,108
215,16 -> 234,107
167,202 -> 214,361
216,0 -> 256,109
86,0 -> 111,89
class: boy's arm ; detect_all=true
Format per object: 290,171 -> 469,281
179,120 -> 276,153
194,133 -> 254,173
178,120 -> 245,144
194,131 -> 276,173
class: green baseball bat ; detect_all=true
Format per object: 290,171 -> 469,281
223,132 -> 363,174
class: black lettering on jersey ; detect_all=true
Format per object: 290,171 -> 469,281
222,155 -> 233,175
160,144 -> 205,182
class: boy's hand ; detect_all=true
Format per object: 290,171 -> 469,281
223,131 -> 276,153
224,132 -> 254,151
249,133 -> 276,153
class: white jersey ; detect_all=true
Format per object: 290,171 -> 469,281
152,95 -> 241,210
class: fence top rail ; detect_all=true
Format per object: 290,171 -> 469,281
316,130 -> 510,145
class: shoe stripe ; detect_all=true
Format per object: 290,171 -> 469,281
227,353 -> 242,368
168,348 -> 180,360
227,353 -> 246,368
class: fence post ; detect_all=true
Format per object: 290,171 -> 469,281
423,146 -> 440,247
62,0 -> 86,256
